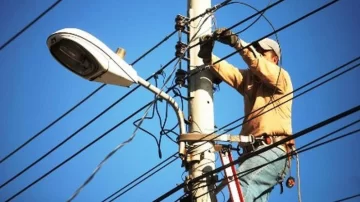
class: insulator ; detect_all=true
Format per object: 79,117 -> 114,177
175,69 -> 187,87
175,41 -> 187,58
175,15 -> 187,31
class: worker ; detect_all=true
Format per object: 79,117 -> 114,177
198,28 -> 294,201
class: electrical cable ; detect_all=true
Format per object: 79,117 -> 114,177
0,0 -> 62,51
230,1 -> 273,35
100,1 -> 346,200
192,119 -> 360,200
0,57 -> 177,190
67,70 -> 180,201
0,30 -> 179,165
67,21 -> 208,200
156,106 -> 360,201
2,0 -> 259,198
189,62 -> 360,158
0,84 -> 105,164
183,0 -> 346,155
4,99 -> 153,201
191,128 -> 360,200
186,0 -> 285,51
108,157 -> 179,202
33,1 -> 340,200
133,74 -> 167,159
102,153 -> 177,202
334,193 -> 360,202
211,0 -> 339,66
102,56 -> 360,202
0,0 -> 252,166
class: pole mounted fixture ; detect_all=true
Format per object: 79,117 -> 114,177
46,28 -> 186,138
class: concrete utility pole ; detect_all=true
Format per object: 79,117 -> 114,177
187,0 -> 216,201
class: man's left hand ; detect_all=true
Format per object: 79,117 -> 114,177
213,28 -> 239,47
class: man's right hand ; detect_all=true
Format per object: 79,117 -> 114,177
198,34 -> 214,61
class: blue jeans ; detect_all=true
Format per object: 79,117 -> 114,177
237,145 -> 288,202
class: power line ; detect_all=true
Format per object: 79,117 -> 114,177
0,58 -> 176,190
0,0 -> 231,166
153,105 -> 360,201
213,0 -> 340,65
0,0 -> 62,51
189,62 -> 360,157
67,11 -> 211,199
187,0 -> 285,50
0,84 -> 105,164
98,3 -> 286,199
184,0 -> 345,154
102,56 -> 360,201
2,1 -> 235,197
0,32 -> 179,165
5,99 -> 153,202
102,154 -> 178,202
106,59 -> 360,201
229,1 -> 274,35
100,0 -> 343,199
108,157 -> 179,202
191,127 -> 360,199
67,65 -> 181,201
334,193 -> 360,202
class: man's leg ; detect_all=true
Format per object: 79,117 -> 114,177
238,145 -> 288,202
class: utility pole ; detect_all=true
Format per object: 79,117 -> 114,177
187,0 -> 216,201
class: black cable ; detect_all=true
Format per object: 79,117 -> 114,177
153,105 -> 360,201
296,119 -> 360,151
186,0 -> 285,51
0,0 -> 62,51
211,0 -> 340,66
186,0 -> 233,24
102,55 -> 359,202
177,61 -> 360,198
0,0 -> 232,166
183,0 -> 348,153
334,193 -> 360,202
0,31 -> 179,165
0,84 -> 105,164
59,1 -> 344,200
133,30 -> 177,65
189,62 -> 360,157
0,57 -> 177,190
2,0 -> 254,197
102,153 -> 177,202
231,1 -> 273,35
4,61 -> 180,201
108,157 -> 179,202
68,21 -> 207,200
191,128 -> 360,198
4,99 -> 153,201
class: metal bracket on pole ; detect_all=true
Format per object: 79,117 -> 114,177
179,133 -> 255,145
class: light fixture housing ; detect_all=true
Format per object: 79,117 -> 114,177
47,28 -> 138,87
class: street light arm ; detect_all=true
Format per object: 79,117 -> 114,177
137,77 -> 186,155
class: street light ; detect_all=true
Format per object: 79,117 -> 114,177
47,28 -> 138,87
47,28 -> 186,155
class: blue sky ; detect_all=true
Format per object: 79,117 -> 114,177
0,0 -> 359,201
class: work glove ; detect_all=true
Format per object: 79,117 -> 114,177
213,28 -> 239,47
198,34 -> 214,61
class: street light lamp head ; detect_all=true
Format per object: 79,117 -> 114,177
47,28 -> 138,87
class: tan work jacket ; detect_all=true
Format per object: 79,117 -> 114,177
210,41 -> 293,141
